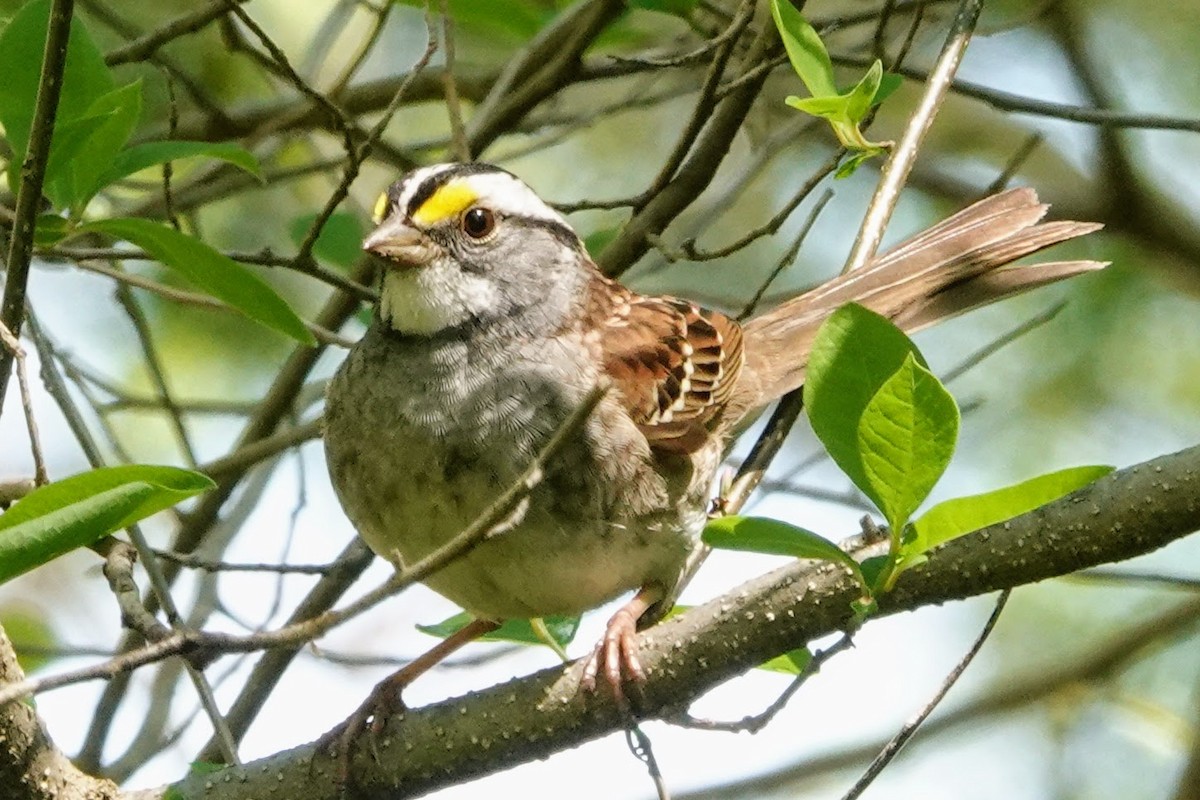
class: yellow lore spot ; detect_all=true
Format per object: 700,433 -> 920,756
372,192 -> 390,223
411,182 -> 478,226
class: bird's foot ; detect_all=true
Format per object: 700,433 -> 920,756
315,616 -> 500,788
316,674 -> 408,787
579,585 -> 663,708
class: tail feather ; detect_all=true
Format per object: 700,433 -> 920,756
735,188 -> 1105,414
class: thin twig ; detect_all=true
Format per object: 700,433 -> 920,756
843,0 -> 983,274
1070,569 -> 1200,590
636,0 -> 756,205
199,418 -> 323,482
0,0 -> 75,420
294,9 -> 439,267
677,596 -> 1200,800
981,131 -> 1044,197
439,0 -> 469,162
105,0 -> 250,65
840,590 -> 1010,800
52,243 -> 378,303
0,321 -> 48,485
0,387 -> 606,707
833,53 -> 1200,133
943,302 -> 1066,383
739,189 -> 834,320
671,632 -> 857,733
326,0 -> 393,98
626,724 -> 671,800
70,261 -> 354,348
677,150 -> 841,262
114,283 -> 198,466
23,309 -> 242,765
150,549 -> 351,575
222,1 -> 355,151
872,0 -> 900,62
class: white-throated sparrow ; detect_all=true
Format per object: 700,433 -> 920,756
323,162 -> 1102,733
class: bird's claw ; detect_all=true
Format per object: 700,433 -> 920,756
316,678 -> 408,788
580,603 -> 647,708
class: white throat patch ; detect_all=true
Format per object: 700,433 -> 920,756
380,258 -> 498,335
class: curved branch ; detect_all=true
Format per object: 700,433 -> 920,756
166,442 -> 1200,800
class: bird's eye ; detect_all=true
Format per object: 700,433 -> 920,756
461,207 -> 496,239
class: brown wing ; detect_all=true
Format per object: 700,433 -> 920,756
589,276 -> 744,454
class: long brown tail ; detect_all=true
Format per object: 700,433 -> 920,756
735,188 -> 1106,412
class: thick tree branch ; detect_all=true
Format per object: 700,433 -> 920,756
685,594 -> 1200,798
163,442 -> 1200,800
0,626 -> 119,800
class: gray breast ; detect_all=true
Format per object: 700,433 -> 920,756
323,322 -> 708,619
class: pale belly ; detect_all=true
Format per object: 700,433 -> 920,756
327,424 -> 700,618
323,325 -> 710,620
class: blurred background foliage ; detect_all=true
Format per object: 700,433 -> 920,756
0,0 -> 1198,798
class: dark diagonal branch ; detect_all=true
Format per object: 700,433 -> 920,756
162,442 -> 1200,800
0,0 -> 74,419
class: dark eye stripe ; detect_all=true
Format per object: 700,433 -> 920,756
514,216 -> 583,251
404,163 -> 513,219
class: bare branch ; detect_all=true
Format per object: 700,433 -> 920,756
155,442 -> 1200,800
844,0 -> 983,274
0,0 -> 74,420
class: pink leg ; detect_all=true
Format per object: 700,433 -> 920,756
580,584 -> 664,707
321,617 -> 499,778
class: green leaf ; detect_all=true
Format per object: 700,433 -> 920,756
78,218 -> 316,345
103,140 -> 263,189
905,465 -> 1113,560
0,465 -> 214,584
858,555 -> 891,595
0,0 -> 114,189
769,0 -> 892,156
757,647 -> 812,675
50,81 -> 143,210
787,60 -> 887,153
703,515 -> 864,587
186,761 -> 225,776
35,111 -> 116,196
834,148 -> 887,179
784,94 -> 850,118
418,612 -> 581,652
33,214 -> 71,247
770,0 -> 837,97
288,212 -> 364,269
857,352 -> 959,535
807,303 -> 928,507
416,611 -> 471,639
875,72 -> 904,106
843,60 -> 884,122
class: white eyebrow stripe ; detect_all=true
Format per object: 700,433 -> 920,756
460,172 -> 567,226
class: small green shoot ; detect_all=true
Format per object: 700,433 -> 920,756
418,612 -> 581,658
769,0 -> 900,176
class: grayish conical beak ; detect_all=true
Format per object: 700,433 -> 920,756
363,216 -> 434,269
